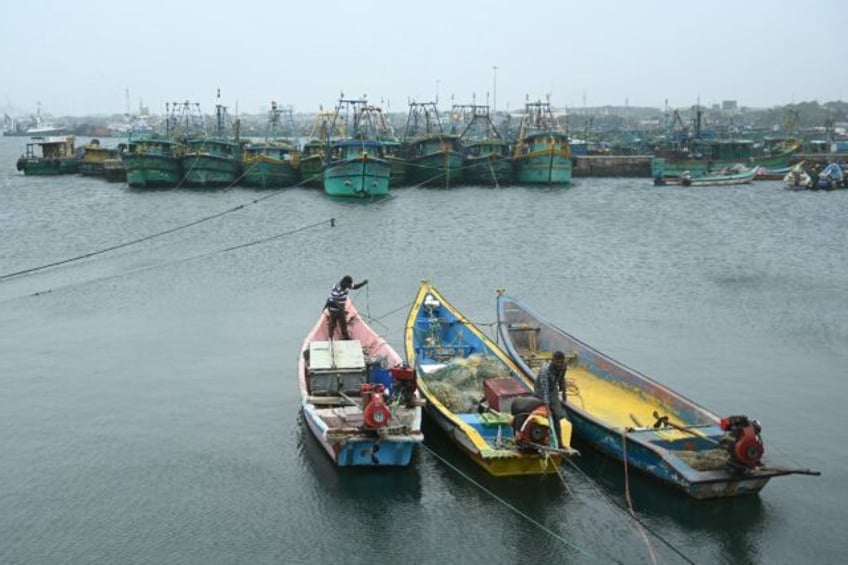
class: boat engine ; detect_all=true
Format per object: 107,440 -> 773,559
510,397 -> 551,450
390,362 -> 417,403
361,383 -> 391,429
720,415 -> 764,468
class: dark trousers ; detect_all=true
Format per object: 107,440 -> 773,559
327,309 -> 348,339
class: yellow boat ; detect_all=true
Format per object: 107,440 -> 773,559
405,281 -> 577,477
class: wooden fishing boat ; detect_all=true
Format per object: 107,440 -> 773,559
654,163 -> 759,187
405,281 -> 576,477
181,97 -> 242,188
16,135 -> 78,175
402,102 -> 464,187
78,138 -> 122,177
324,139 -> 391,197
652,138 -> 799,179
122,132 -> 183,189
496,292 -> 820,499
299,299 -> 424,467
512,98 -> 572,186
299,111 -> 336,188
455,103 -> 514,187
241,101 -> 299,188
322,98 -> 391,197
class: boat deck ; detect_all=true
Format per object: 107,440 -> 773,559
565,366 -> 705,441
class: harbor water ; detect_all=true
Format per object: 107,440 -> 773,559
1,137 -> 846,564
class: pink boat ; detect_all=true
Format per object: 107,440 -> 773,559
298,299 -> 424,466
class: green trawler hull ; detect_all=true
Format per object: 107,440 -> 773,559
651,151 -> 797,178
324,158 -> 391,197
515,153 -> 572,185
124,154 -> 182,188
17,158 -> 78,176
241,160 -> 299,188
181,154 -> 241,187
463,155 -> 514,186
406,152 -> 464,187
299,156 -> 325,187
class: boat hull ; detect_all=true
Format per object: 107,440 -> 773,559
301,406 -> 418,467
241,158 -> 299,188
17,158 -> 78,176
299,301 -> 423,468
496,294 -> 794,499
652,149 -> 797,179
405,152 -> 464,187
462,155 -> 514,186
405,282 -> 573,477
299,156 -> 325,187
181,154 -> 241,187
123,154 -> 182,188
514,151 -> 572,185
324,157 -> 391,197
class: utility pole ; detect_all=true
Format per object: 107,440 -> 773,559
492,65 -> 498,113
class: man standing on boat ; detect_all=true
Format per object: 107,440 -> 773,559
325,275 -> 367,340
534,350 -> 568,447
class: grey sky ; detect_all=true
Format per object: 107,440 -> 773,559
3,0 -> 845,117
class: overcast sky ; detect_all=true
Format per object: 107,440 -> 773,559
2,0 -> 845,117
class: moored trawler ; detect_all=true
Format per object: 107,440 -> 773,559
512,98 -> 572,186
324,139 -> 391,197
122,132 -> 183,188
180,93 -> 242,188
322,97 -> 392,197
16,135 -> 78,175
455,103 -> 514,186
78,138 -> 122,177
402,101 -> 464,187
241,101 -> 300,189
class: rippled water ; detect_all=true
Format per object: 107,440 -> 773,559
1,136 -> 846,564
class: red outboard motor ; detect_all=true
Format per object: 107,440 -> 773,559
389,362 -> 417,404
360,383 -> 391,429
510,396 -> 551,450
720,415 -> 764,468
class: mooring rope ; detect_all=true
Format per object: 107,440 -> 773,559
420,443 -> 599,560
0,186 -> 301,282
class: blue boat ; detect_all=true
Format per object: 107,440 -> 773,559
405,281 -> 576,477
322,98 -> 392,197
299,299 -> 423,467
496,292 -> 820,498
512,98 -> 572,186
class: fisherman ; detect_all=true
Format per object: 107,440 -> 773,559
324,275 -> 367,340
534,350 -> 569,447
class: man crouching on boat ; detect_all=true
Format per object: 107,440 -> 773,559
534,350 -> 568,447
325,275 -> 367,340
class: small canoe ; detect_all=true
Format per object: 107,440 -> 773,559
299,299 -> 423,467
405,281 -> 576,477
496,293 -> 819,498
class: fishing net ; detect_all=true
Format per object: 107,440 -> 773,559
674,448 -> 730,471
423,354 -> 511,412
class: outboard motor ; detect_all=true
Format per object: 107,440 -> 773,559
390,362 -> 417,404
510,396 -> 551,450
720,415 -> 764,468
360,383 -> 391,429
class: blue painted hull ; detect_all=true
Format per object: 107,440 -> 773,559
496,294 -> 811,499
405,282 -> 574,477
301,407 -> 417,466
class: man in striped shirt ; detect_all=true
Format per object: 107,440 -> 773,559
325,275 -> 368,340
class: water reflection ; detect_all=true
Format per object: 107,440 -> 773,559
570,436 -> 767,564
295,412 -> 423,503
